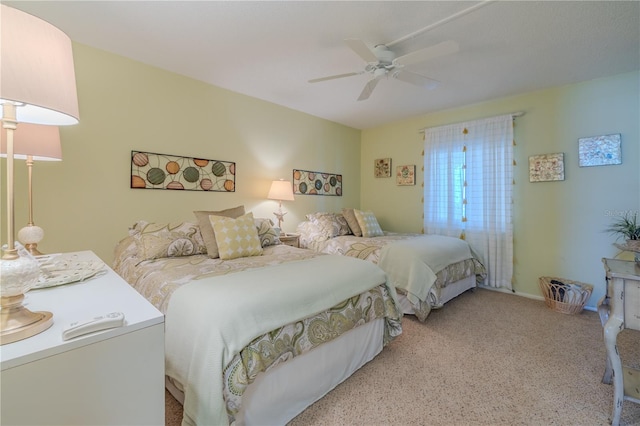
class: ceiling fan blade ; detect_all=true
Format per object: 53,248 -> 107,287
308,72 -> 362,83
392,69 -> 440,89
344,38 -> 378,63
393,40 -> 459,67
357,78 -> 381,101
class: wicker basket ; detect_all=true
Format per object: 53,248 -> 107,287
539,276 -> 593,315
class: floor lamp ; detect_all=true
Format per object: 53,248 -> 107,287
1,5 -> 80,345
0,124 -> 62,256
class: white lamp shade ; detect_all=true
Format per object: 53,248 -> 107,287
1,4 -> 79,125
0,123 -> 61,161
268,180 -> 295,201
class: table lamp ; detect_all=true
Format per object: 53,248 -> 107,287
1,124 -> 62,256
267,179 -> 295,232
1,4 -> 79,345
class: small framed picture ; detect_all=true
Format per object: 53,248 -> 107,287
374,158 -> 391,178
529,153 -> 564,182
396,165 -> 415,186
578,134 -> 621,167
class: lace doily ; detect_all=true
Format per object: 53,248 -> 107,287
32,253 -> 107,290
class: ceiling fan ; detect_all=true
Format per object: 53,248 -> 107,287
309,39 -> 459,101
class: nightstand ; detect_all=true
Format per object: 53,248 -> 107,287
0,251 -> 165,426
280,233 -> 300,248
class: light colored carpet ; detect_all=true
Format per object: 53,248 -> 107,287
165,288 -> 640,425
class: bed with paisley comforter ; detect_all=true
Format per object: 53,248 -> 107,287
297,210 -> 487,322
113,213 -> 402,426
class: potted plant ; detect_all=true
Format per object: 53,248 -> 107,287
605,212 -> 640,249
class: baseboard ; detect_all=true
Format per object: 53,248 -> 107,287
477,285 -> 597,312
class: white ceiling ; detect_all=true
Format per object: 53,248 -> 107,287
6,1 -> 640,130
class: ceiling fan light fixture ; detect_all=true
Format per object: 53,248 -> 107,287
310,36 -> 459,101
373,45 -> 395,65
374,68 -> 388,78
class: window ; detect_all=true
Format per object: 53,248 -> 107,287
423,115 -> 514,289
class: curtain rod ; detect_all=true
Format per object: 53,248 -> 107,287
418,111 -> 524,134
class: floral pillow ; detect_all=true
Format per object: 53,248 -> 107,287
353,210 -> 384,238
131,221 -> 207,261
209,212 -> 263,260
306,212 -> 352,239
296,221 -> 330,248
255,217 -> 281,247
333,213 -> 352,236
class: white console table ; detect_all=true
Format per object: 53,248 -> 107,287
0,251 -> 165,425
599,258 -> 640,426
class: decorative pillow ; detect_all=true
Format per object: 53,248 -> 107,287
296,221 -> 330,248
308,213 -> 351,239
334,213 -> 352,236
194,205 -> 245,258
131,221 -> 207,261
342,208 -> 362,237
312,214 -> 340,239
353,210 -> 384,238
254,217 -> 281,247
209,212 -> 263,260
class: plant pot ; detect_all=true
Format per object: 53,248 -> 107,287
625,239 -> 640,250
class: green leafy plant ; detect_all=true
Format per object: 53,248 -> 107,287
605,212 -> 640,241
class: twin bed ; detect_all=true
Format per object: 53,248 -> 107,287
112,206 -> 484,424
297,209 -> 487,321
112,209 -> 401,425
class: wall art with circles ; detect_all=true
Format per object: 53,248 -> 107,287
131,150 -> 235,192
292,169 -> 342,196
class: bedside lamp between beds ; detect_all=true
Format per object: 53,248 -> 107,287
267,179 -> 295,233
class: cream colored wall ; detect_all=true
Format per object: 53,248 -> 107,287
361,71 -> 640,308
2,43 -> 361,265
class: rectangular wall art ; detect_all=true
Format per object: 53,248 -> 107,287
293,169 -> 342,196
578,133 -> 622,167
374,158 -> 391,178
131,150 -> 235,192
529,152 -> 564,182
396,165 -> 416,186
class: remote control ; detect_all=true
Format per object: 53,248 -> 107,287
62,312 -> 125,341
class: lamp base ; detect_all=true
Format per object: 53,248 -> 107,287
24,243 -> 43,256
18,225 -> 45,256
0,294 -> 53,345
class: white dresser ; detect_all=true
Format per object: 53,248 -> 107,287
0,251 -> 165,425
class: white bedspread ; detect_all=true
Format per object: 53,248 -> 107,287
378,235 -> 472,306
165,254 -> 392,426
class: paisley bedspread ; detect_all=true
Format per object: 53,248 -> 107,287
112,236 -> 402,425
113,235 -> 320,314
302,232 -> 486,320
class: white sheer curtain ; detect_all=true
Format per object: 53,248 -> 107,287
423,115 -> 514,289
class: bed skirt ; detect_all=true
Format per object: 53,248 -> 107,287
166,318 -> 385,425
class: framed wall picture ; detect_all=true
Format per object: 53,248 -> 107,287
292,169 -> 342,196
131,150 -> 235,191
396,165 -> 415,186
578,133 -> 621,167
374,158 -> 391,178
529,153 -> 564,182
